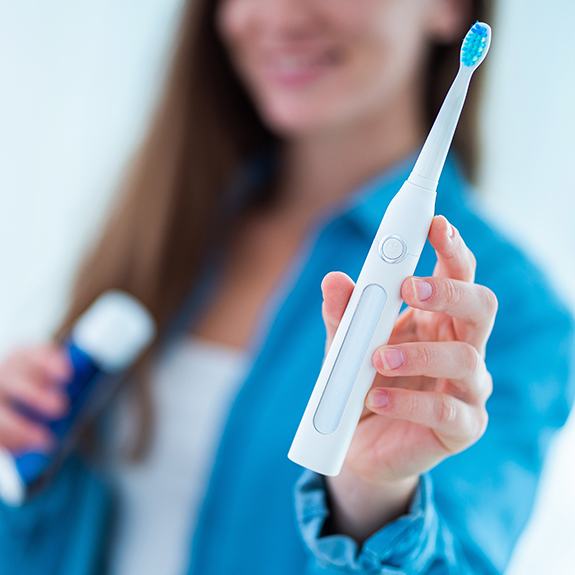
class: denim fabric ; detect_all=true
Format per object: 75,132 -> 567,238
0,154 -> 573,575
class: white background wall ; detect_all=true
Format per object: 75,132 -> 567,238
479,2 -> 575,573
0,1 -> 574,572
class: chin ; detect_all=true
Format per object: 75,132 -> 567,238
259,100 -> 339,137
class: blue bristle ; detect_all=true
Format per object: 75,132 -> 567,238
472,22 -> 488,37
461,22 -> 489,66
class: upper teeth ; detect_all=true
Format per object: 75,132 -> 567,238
276,56 -> 316,73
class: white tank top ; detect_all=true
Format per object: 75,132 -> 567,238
106,336 -> 251,575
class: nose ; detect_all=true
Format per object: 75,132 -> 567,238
253,0 -> 319,42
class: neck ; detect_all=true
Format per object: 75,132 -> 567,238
276,91 -> 424,216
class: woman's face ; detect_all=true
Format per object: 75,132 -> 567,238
217,0 -> 464,136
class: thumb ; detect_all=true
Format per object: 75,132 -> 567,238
321,271 -> 355,354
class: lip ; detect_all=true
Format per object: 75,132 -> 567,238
258,49 -> 337,89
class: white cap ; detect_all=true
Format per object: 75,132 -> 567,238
0,291 -> 155,505
71,291 -> 156,372
0,448 -> 24,505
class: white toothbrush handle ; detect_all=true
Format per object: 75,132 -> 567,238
288,181 -> 436,476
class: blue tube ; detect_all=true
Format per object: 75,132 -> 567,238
11,340 -> 105,487
0,290 -> 155,504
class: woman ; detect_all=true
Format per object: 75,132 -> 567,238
0,0 -> 572,573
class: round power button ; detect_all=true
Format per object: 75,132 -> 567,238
379,235 -> 407,263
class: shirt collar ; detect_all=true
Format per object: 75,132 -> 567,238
233,149 -> 468,242
329,151 -> 468,241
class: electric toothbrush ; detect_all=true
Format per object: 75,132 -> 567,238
288,22 -> 492,476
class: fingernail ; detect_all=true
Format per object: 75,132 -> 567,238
447,222 -> 454,238
411,278 -> 433,301
377,348 -> 404,370
368,389 -> 390,409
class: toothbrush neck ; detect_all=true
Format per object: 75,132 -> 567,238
406,173 -> 439,194
408,66 -> 473,191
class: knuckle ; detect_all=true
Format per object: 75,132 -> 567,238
468,249 -> 477,272
476,407 -> 489,439
436,395 -> 457,425
405,393 -> 420,419
442,279 -> 461,308
461,343 -> 481,375
483,371 -> 494,400
415,344 -> 434,370
481,286 -> 499,316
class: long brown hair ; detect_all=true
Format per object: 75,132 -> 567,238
58,0 -> 492,456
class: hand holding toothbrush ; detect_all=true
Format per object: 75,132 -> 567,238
321,215 -> 497,541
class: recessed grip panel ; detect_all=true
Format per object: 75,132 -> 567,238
313,284 -> 387,434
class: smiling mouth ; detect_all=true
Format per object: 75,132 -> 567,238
261,50 -> 340,88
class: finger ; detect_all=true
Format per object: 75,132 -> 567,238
372,341 -> 492,403
0,371 -> 68,419
401,276 -> 498,347
6,345 -> 71,385
321,272 -> 354,349
0,404 -> 54,452
387,309 -> 416,345
366,387 -> 487,447
429,215 -> 476,282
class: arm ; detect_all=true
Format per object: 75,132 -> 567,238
294,216 -> 574,573
296,470 -> 484,574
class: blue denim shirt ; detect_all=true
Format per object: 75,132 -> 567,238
0,154 -> 573,575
